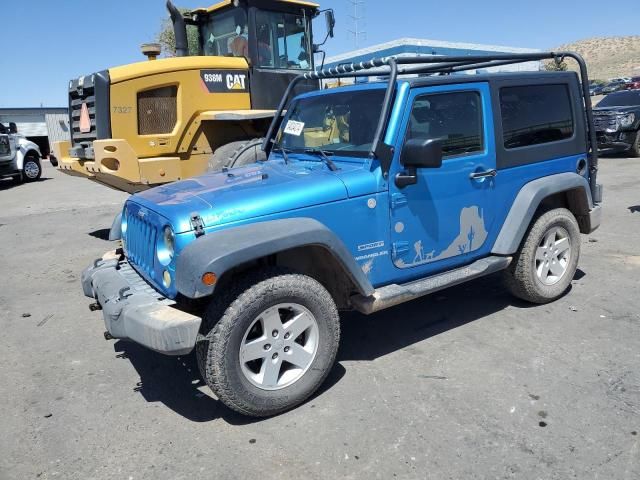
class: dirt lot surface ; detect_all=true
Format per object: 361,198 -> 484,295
1,160 -> 639,479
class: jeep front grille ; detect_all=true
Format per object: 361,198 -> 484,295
124,210 -> 159,278
137,86 -> 178,135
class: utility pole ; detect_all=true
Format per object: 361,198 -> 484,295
347,0 -> 366,49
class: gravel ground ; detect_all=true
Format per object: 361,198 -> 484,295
0,159 -> 639,480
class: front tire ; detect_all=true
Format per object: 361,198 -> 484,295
504,208 -> 580,304
197,270 -> 340,417
21,153 -> 42,182
629,130 -> 640,158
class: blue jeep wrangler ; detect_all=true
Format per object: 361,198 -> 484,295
82,53 -> 602,417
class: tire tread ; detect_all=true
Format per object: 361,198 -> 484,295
199,268 -> 340,417
504,207 -> 580,304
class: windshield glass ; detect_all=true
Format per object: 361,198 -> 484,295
275,88 -> 386,157
598,91 -> 640,107
200,9 -> 248,57
255,10 -> 311,70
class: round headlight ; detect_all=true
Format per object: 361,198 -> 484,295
157,225 -> 175,266
163,225 -> 175,256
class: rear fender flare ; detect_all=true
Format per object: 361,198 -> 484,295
492,172 -> 594,255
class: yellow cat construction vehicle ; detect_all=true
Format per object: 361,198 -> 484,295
53,0 -> 334,192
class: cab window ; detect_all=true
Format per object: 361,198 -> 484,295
201,9 -> 248,58
255,10 -> 311,70
406,91 -> 484,158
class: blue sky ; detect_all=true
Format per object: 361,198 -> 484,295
0,0 -> 637,107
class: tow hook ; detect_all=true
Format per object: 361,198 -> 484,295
89,302 -> 102,311
104,331 -> 114,340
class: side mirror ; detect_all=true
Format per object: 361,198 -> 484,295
400,138 -> 443,169
396,138 -> 443,188
9,122 -> 17,134
325,10 -> 335,38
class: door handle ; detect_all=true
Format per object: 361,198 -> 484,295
469,169 -> 497,180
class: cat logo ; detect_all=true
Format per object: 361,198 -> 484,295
200,69 -> 249,93
226,73 -> 247,90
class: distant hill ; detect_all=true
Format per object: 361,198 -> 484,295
553,36 -> 640,81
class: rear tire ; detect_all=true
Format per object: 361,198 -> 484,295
207,138 -> 266,172
197,269 -> 340,417
504,208 -> 580,304
21,153 -> 42,182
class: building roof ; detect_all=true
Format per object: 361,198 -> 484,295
326,37 -> 540,69
0,107 -> 67,114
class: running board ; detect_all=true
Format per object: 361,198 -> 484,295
351,256 -> 512,315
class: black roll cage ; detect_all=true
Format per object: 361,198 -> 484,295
262,52 -> 599,201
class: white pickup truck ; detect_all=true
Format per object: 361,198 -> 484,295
0,122 -> 42,183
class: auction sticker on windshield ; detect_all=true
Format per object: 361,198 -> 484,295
284,120 -> 305,136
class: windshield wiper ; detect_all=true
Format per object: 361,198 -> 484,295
272,145 -> 292,165
303,148 -> 339,171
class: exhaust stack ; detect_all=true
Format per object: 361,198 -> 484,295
166,0 -> 188,57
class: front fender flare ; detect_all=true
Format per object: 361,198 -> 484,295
16,148 -> 41,170
492,172 -> 594,255
109,212 -> 122,241
175,218 -> 374,299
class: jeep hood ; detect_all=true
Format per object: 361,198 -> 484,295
132,159 -> 377,233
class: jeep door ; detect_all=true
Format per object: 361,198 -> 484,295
388,82 -> 497,276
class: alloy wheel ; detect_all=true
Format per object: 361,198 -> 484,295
239,303 -> 319,391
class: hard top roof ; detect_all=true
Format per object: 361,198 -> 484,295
295,71 -> 580,100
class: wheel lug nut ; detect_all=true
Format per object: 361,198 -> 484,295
284,346 -> 290,353
284,332 -> 290,340
272,330 -> 279,338
272,353 -> 278,360
264,344 -> 271,351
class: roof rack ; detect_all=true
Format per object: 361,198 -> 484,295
263,52 -> 598,200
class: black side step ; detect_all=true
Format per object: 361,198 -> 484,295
351,256 -> 512,315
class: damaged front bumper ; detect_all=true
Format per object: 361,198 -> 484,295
596,131 -> 637,154
81,252 -> 201,355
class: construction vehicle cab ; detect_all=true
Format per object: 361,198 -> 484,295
54,0 -> 334,192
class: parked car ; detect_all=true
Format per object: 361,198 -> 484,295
0,122 -> 43,183
81,54 -> 602,417
609,77 -> 631,84
625,76 -> 640,90
601,82 -> 625,94
590,84 -> 604,96
593,90 -> 640,156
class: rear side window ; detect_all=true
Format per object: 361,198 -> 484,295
500,84 -> 574,149
407,91 -> 484,158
